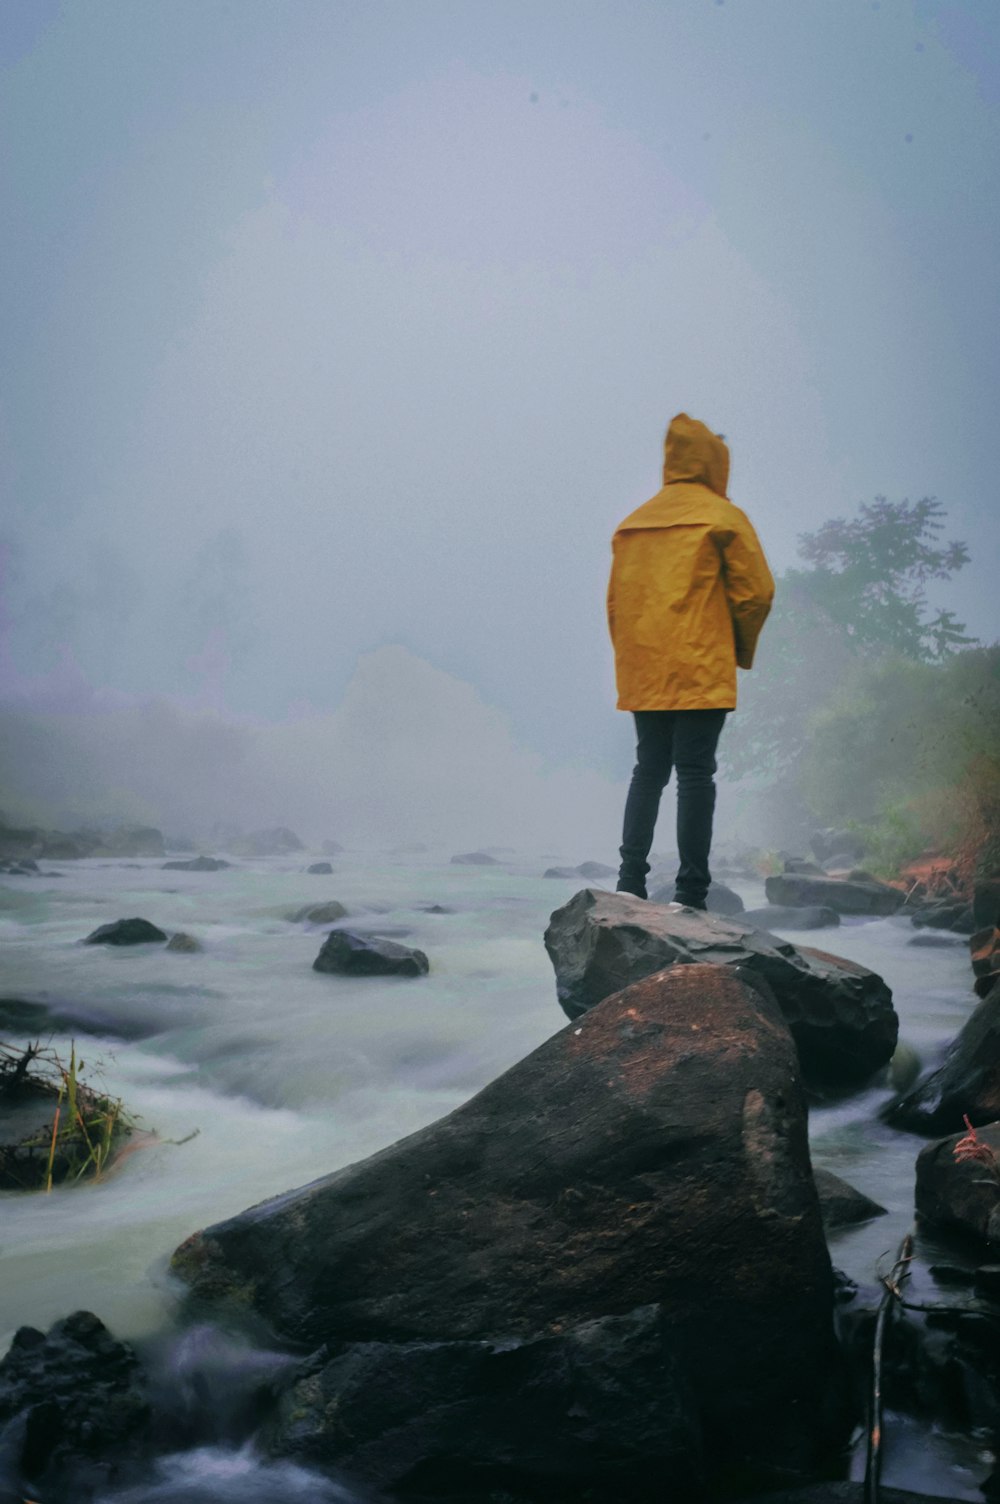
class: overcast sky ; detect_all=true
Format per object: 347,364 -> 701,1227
2,0 -> 998,784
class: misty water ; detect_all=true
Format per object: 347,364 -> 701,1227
0,855 -> 990,1500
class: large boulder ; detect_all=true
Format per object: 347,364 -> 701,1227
174,964 -> 851,1489
764,873 -> 903,916
916,1122 -> 1000,1247
742,905 -> 840,931
313,931 -> 429,978
544,889 -> 896,1086
885,981 -> 1000,1134
83,917 -> 167,946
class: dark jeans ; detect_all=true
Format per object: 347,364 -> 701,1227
618,709 -> 727,905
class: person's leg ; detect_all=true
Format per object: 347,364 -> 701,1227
617,711 -> 674,899
672,710 -> 727,909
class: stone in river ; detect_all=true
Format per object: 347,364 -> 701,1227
306,861 -> 333,875
313,930 -> 429,978
742,904 -> 841,930
885,980 -> 1000,1135
812,1168 -> 887,1230
0,1311 -> 150,1490
293,900 -> 348,925
83,917 -> 167,946
544,889 -> 896,1086
173,964 -> 850,1491
764,873 -> 903,916
162,855 -> 231,871
576,859 -> 617,879
915,1122 -> 1000,1248
166,932 -> 201,953
544,866 -> 580,878
450,850 -> 500,865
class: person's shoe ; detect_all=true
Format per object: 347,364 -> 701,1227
616,877 -> 647,901
673,895 -> 707,911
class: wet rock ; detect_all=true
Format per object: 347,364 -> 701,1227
0,996 -> 157,1041
306,861 -> 333,875
166,932 -> 202,953
888,1040 -> 922,1093
907,898 -> 976,933
544,866 -> 580,879
648,880 -> 745,914
0,858 -> 40,875
230,827 -> 304,857
544,889 -> 897,1086
907,930 -> 967,948
415,903 -> 454,914
741,904 -> 840,930
292,901 -> 348,925
915,1122 -> 1000,1246
885,981 -> 1000,1134
973,878 -> 1000,931
268,1305 -> 705,1499
84,917 -> 167,946
812,1168 -> 887,1229
765,872 -> 903,916
162,855 -> 232,872
809,829 -> 866,865
450,850 -> 500,865
577,860 -> 617,879
783,857 -> 824,875
313,931 -> 429,978
174,964 -> 850,1485
972,925 -> 1000,981
0,1311 -> 150,1490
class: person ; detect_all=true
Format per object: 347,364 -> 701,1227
607,412 -> 774,907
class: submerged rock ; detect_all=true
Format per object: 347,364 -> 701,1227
84,917 -> 167,946
0,1311 -> 150,1491
544,889 -> 896,1086
916,1122 -> 1000,1247
742,904 -> 841,930
174,963 -> 849,1489
885,981 -> 1000,1134
293,900 -> 348,925
313,930 -> 429,978
812,1168 -> 887,1230
764,873 -> 903,916
305,861 -> 333,875
162,855 -> 231,872
166,932 -> 202,953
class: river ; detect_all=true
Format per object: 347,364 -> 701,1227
0,853 -> 989,1499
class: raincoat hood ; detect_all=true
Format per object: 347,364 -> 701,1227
662,412 -> 730,497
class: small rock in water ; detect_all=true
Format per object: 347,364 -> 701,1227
812,1167 -> 887,1229
765,873 -> 903,916
576,860 -> 617,879
306,861 -> 333,875
884,980 -> 1000,1133
313,931 -> 429,978
162,855 -> 231,872
293,901 -> 348,925
84,917 -> 168,946
450,850 -> 500,866
166,932 -> 202,953
741,904 -> 841,930
544,866 -> 580,879
888,1039 -> 922,1093
916,1121 -> 1000,1247
907,931 -> 966,948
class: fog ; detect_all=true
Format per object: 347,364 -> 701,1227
2,0 -> 998,845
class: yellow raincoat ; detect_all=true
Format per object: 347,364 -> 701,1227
607,413 -> 774,711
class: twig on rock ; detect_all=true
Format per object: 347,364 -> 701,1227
865,1230 -> 914,1504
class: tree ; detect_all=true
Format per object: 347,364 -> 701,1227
723,496 -> 974,784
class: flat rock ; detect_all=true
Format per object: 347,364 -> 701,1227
544,889 -> 897,1086
450,850 -> 500,865
162,855 -> 231,872
885,981 -> 1000,1134
174,963 -> 849,1486
916,1122 -> 1000,1247
313,931 -> 429,978
742,905 -> 840,930
83,917 -> 167,946
764,873 -> 903,916
812,1168 -> 887,1229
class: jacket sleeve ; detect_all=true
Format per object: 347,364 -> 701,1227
606,547 -> 617,645
719,512 -> 775,670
